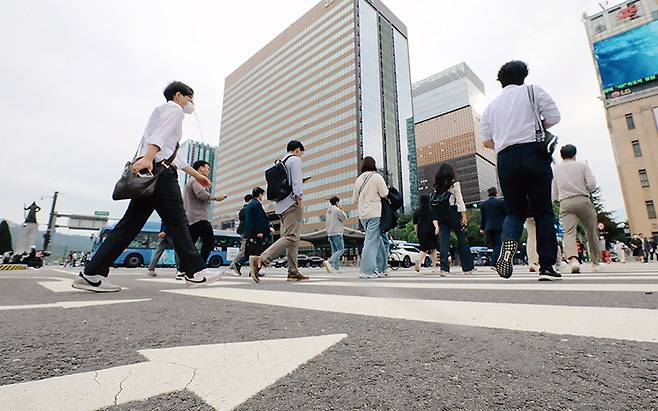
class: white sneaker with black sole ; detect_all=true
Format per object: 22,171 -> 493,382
175,271 -> 186,280
359,272 -> 378,279
184,269 -> 221,289
496,240 -> 518,279
72,273 -> 121,293
323,260 -> 334,273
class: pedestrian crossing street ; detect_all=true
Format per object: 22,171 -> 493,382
142,264 -> 658,344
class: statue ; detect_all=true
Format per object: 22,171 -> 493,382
15,201 -> 41,254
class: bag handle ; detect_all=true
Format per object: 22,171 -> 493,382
357,172 -> 375,198
527,85 -> 546,142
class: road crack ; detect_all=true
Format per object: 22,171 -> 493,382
93,370 -> 101,388
114,369 -> 133,406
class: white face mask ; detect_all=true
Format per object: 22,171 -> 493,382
182,101 -> 195,114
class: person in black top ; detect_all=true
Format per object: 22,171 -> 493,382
242,187 -> 273,269
479,187 -> 506,266
229,194 -> 254,275
413,194 -> 438,273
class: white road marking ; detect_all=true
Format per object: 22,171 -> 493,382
165,288 -> 658,343
376,274 -> 658,281
301,281 -> 658,292
137,278 -> 245,286
0,299 -> 150,311
0,334 -> 347,411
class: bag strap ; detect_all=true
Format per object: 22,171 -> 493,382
163,143 -> 179,166
527,85 -> 546,142
357,172 -> 375,198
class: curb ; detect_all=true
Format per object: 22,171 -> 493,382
0,264 -> 29,271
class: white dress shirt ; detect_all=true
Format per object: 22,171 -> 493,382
137,101 -> 189,169
480,84 -> 561,153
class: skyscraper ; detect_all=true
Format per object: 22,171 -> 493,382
412,62 -> 497,204
213,0 -> 415,234
584,0 -> 658,238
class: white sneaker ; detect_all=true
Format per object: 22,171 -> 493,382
570,258 -> 581,274
72,273 -> 121,293
359,272 -> 378,279
592,263 -> 604,272
439,271 -> 449,277
323,260 -> 334,273
376,271 -> 388,278
147,270 -> 156,277
185,269 -> 221,289
175,271 -> 185,280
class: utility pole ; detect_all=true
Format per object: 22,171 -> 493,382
43,191 -> 58,252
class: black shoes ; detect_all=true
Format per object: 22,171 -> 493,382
496,240 -> 518,279
538,267 -> 562,281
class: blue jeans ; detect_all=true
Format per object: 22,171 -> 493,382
361,218 -> 387,274
328,235 -> 345,270
497,142 -> 557,269
439,208 -> 474,273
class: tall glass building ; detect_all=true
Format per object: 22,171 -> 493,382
213,0 -> 415,233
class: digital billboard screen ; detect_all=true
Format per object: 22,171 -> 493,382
593,20 -> 658,95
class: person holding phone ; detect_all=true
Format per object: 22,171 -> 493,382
184,160 -> 227,270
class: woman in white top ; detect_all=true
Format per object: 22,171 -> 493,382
352,156 -> 389,278
431,163 -> 474,275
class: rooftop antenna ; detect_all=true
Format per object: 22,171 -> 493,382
598,1 -> 609,11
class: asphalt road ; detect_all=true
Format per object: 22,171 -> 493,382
0,262 -> 656,410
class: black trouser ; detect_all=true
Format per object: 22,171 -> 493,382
85,168 -> 205,277
486,230 -> 502,265
497,142 -> 557,269
189,220 -> 215,266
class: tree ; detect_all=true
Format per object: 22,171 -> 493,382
0,220 -> 13,254
590,188 -> 626,243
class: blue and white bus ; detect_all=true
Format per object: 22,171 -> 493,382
92,221 -> 241,268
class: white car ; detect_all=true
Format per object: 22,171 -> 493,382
389,244 -> 431,268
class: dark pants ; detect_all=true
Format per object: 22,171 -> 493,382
438,208 -> 474,272
189,220 -> 215,266
497,142 -> 557,269
487,230 -> 502,265
85,168 -> 205,277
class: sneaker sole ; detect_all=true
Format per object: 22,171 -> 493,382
538,275 -> 563,281
496,240 -> 517,279
323,262 -> 333,273
71,281 -> 120,293
185,275 -> 220,289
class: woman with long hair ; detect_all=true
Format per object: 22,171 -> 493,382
352,156 -> 389,279
413,194 -> 439,273
431,163 -> 474,275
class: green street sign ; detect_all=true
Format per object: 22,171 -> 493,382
94,211 -> 110,217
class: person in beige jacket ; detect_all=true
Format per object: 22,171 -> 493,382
553,144 -> 602,273
352,156 -> 389,279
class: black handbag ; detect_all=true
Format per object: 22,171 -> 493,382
112,144 -> 179,201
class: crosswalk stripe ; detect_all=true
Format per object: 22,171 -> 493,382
362,275 -> 658,282
0,299 -> 151,311
299,281 -> 658,292
164,288 -> 658,343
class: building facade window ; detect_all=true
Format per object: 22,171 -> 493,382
647,201 -> 657,220
625,113 -> 636,130
639,169 -> 650,188
632,140 -> 642,157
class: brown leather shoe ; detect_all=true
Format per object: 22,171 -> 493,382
287,272 -> 309,281
249,256 -> 261,283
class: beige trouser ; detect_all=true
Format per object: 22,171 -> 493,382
560,196 -> 600,264
526,218 -> 562,266
261,204 -> 303,274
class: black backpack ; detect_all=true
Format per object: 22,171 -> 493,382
236,205 -> 247,235
265,156 -> 293,202
430,189 -> 452,223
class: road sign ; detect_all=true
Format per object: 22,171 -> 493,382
94,211 -> 110,217
0,334 -> 347,410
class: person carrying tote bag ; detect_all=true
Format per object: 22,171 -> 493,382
72,81 -> 222,293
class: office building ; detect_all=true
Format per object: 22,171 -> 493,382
584,0 -> 658,238
213,0 -> 415,233
412,62 -> 497,204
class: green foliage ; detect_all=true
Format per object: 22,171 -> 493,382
0,220 -> 12,254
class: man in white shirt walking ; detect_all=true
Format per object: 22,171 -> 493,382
73,81 -> 221,292
480,61 -> 562,281
553,144 -> 602,273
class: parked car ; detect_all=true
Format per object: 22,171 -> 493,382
389,244 -> 431,268
307,256 -> 325,268
272,254 -> 315,268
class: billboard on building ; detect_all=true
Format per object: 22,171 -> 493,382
593,20 -> 658,99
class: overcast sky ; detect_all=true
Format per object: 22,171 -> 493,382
0,0 -> 623,234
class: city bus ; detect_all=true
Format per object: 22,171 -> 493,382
92,221 -> 241,268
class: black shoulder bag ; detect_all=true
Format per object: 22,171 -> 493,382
528,85 -> 558,157
112,143 -> 179,201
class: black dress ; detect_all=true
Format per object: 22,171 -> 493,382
413,209 -> 438,252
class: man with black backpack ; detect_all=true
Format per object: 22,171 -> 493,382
229,194 -> 253,276
249,140 -> 308,283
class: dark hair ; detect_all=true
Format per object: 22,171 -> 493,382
361,156 -> 377,173
192,160 -> 210,171
560,144 -> 577,159
487,187 -> 498,198
329,196 -> 340,206
287,140 -> 305,152
252,187 -> 265,197
419,194 -> 430,216
163,81 -> 194,101
497,61 -> 528,87
244,194 -> 253,203
433,163 -> 456,193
